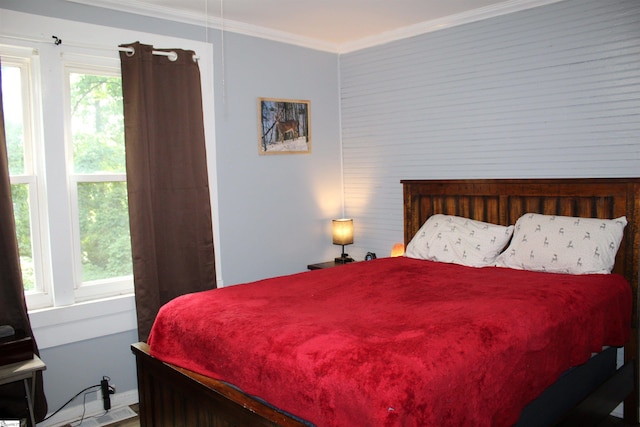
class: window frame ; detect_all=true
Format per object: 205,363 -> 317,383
1,45 -> 134,310
2,48 -> 53,310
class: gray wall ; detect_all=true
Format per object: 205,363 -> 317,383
214,33 -> 342,285
2,0 -> 342,289
340,0 -> 640,260
39,330 -> 138,412
0,0 -> 341,417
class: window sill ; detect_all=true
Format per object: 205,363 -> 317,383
28,294 -> 137,349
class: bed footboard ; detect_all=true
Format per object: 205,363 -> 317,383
131,342 -> 309,427
133,342 -> 632,427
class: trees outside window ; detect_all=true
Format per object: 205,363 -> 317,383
68,71 -> 132,287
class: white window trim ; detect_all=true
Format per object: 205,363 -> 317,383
29,293 -> 137,349
2,9 -> 222,347
2,49 -> 53,309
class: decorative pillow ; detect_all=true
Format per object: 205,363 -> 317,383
405,214 -> 514,267
494,213 -> 627,274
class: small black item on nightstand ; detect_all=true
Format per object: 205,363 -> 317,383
334,254 -> 354,263
364,252 -> 377,261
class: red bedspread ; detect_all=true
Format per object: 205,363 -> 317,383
148,257 -> 631,427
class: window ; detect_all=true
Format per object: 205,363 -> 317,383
1,10 -> 218,347
1,45 -> 133,309
66,67 -> 133,301
2,51 -> 49,309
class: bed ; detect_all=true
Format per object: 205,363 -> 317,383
131,177 -> 640,427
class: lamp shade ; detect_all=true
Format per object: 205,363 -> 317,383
332,219 -> 354,245
391,243 -> 405,257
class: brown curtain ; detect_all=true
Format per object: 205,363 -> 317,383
0,62 -> 47,423
119,42 -> 217,342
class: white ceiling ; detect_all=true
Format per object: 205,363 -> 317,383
68,0 -> 561,52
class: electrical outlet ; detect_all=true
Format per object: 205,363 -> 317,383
101,376 -> 114,411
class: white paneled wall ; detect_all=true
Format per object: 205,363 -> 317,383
339,0 -> 640,259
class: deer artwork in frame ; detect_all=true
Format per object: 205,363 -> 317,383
258,98 -> 311,154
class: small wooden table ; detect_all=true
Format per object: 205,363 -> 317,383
0,355 -> 46,426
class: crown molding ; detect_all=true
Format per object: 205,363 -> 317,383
65,0 -> 337,51
338,0 -> 565,53
65,0 -> 565,54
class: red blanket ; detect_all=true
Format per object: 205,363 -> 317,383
148,257 -> 631,427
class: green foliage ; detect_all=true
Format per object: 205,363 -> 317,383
2,65 -> 25,175
3,64 -> 33,290
70,73 -> 125,173
5,120 -> 24,175
10,184 -> 35,291
70,73 -> 132,281
78,182 -> 132,281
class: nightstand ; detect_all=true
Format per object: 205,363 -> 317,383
0,355 -> 46,427
307,261 -> 354,270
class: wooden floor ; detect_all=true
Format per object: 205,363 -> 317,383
600,416 -> 640,427
54,397 -> 637,427
99,414 -> 635,427
99,417 -> 639,427
87,415 -> 640,427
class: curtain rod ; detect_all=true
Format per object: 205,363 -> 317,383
119,45 -> 199,62
1,34 -> 198,62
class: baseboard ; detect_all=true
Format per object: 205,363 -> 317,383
38,389 -> 138,427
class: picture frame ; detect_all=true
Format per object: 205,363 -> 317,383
258,98 -> 311,155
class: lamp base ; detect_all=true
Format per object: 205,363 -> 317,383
335,255 -> 354,264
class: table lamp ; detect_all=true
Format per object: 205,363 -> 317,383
391,243 -> 405,257
332,218 -> 354,263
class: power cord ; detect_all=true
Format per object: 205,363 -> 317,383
41,383 -> 102,424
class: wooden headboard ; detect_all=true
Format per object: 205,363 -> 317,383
401,177 -> 640,420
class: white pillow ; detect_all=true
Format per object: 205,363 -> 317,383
405,214 -> 514,267
495,213 -> 627,274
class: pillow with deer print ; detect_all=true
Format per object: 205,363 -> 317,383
405,214 -> 514,267
495,213 -> 627,274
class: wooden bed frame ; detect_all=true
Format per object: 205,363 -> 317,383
131,178 -> 640,427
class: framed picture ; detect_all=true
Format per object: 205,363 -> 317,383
258,98 -> 311,155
